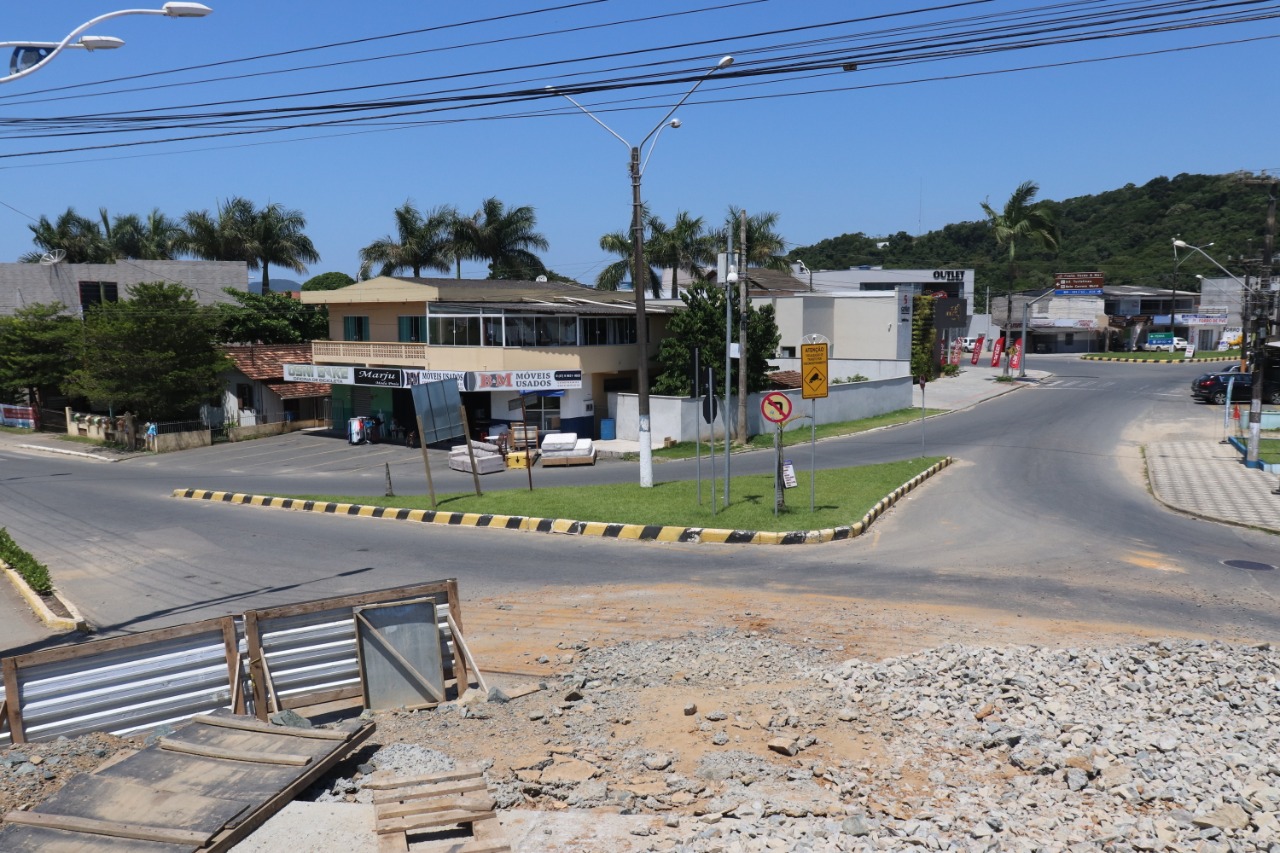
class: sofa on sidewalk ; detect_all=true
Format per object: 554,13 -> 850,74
540,432 -> 597,467
448,440 -> 506,475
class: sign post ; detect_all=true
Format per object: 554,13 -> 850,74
801,338 -> 829,513
918,375 -> 927,457
761,392 -> 793,516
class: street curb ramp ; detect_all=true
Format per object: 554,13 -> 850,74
171,457 -> 952,546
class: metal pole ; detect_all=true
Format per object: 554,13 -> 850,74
810,397 -> 816,513
694,348 -> 701,506
736,209 -> 749,445
920,384 -> 926,457
709,369 -> 717,517
630,146 -> 654,488
773,424 -> 780,517
724,238 -> 733,508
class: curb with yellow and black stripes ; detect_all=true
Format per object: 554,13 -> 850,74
1079,355 -> 1237,364
172,457 -> 952,546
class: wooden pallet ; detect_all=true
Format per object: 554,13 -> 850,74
369,766 -> 510,853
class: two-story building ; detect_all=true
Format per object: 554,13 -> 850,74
297,277 -> 669,439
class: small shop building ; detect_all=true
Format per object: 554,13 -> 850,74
296,277 -> 667,440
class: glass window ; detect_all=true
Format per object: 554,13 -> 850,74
343,315 -> 369,341
428,315 -> 480,346
580,316 -> 636,345
78,281 -> 118,308
483,317 -> 504,346
398,316 -> 425,342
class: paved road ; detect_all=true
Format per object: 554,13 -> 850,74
1,357 -> 1276,652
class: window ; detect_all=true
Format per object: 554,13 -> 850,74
343,316 -> 370,341
780,346 -> 796,358
428,315 -> 481,346
398,316 -> 425,343
236,383 -> 254,410
580,316 -> 637,346
78,281 -> 118,308
521,394 -> 561,431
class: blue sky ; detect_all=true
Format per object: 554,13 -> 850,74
1,1 -> 1277,286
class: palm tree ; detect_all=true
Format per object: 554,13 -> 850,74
242,203 -> 320,292
178,197 -> 318,291
980,180 -> 1059,375
359,201 -> 456,279
101,208 -> 182,260
596,224 -> 661,294
461,197 -> 549,280
714,207 -> 790,272
21,207 -> 111,263
648,210 -> 714,299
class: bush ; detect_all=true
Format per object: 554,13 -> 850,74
0,527 -> 53,596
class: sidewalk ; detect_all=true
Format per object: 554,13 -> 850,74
1147,439 -> 1280,533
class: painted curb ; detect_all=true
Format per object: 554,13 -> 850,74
172,457 -> 953,546
2,563 -> 88,633
1079,356 -> 1236,364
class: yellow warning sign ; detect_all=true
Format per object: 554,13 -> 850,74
801,342 -> 828,399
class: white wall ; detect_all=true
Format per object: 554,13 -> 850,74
608,376 -> 913,443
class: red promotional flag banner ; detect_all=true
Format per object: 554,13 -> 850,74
1010,339 -> 1023,371
990,337 -> 1005,367
970,335 -> 985,365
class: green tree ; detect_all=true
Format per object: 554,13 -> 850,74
102,208 -> 183,260
177,198 -> 319,291
0,303 -> 79,410
654,281 -> 780,402
648,211 -> 714,299
980,180 -> 1059,375
910,295 -> 939,383
461,197 -> 549,280
302,271 -> 355,291
215,289 -> 328,344
716,207 -> 790,271
66,282 -> 230,421
358,201 -> 456,279
177,196 -> 255,263
21,208 -> 111,263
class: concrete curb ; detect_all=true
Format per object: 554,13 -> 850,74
16,442 -> 123,462
2,563 -> 88,633
171,457 -> 953,546
1079,356 -> 1236,364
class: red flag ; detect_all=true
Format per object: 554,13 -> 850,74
990,337 -> 1004,367
1010,339 -> 1023,371
970,335 -> 985,365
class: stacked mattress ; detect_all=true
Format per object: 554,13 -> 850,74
448,440 -> 506,474
540,432 -> 596,467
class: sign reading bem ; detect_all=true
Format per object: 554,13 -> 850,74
464,370 -> 582,391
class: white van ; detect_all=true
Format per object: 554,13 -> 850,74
960,337 -> 982,352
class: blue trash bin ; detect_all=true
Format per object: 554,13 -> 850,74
600,418 -> 616,440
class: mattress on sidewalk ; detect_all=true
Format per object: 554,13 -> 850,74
542,437 -> 596,467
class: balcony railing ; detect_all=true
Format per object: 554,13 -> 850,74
311,341 -> 427,364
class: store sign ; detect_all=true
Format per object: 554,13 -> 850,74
931,270 -> 966,282
1180,314 -> 1228,326
898,290 -> 913,323
464,370 -> 582,391
283,364 -> 354,384
354,367 -> 404,388
1,404 -> 37,429
404,369 -> 465,389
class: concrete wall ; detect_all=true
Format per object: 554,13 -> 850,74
151,429 -> 211,453
0,260 -> 248,316
756,293 -> 906,361
608,376 -> 913,443
769,358 -> 910,382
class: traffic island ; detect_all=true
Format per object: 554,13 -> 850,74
172,457 -> 953,546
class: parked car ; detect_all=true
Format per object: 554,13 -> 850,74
1191,367 -> 1280,404
1143,336 -> 1190,352
960,337 -> 982,352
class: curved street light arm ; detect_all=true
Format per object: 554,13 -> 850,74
548,88 -> 630,149
1173,239 -> 1246,286
636,56 -> 733,175
2,4 -> 210,84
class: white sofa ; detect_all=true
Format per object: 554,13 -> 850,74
540,432 -> 596,467
448,440 -> 506,475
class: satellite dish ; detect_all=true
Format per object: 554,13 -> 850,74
535,275 -> 548,282
40,249 -> 66,266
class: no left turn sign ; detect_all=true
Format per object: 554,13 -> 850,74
761,392 -> 792,424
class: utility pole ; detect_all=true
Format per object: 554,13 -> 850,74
736,209 -> 749,445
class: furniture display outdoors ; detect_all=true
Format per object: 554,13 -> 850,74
540,432 -> 597,467
448,441 -> 506,475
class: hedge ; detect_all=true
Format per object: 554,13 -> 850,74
0,528 -> 53,596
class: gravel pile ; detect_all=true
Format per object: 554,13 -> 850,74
329,632 -> 1280,851
0,732 -> 134,814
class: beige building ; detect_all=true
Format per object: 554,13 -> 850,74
298,277 -> 669,439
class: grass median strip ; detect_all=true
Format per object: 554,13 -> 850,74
279,457 -> 945,533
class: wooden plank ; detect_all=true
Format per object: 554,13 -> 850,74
362,767 -> 485,791
371,778 -> 487,806
0,823 -> 190,852
376,831 -> 409,853
376,809 -> 497,835
278,685 -> 362,712
1,810 -> 210,846
376,794 -> 494,822
243,609 -> 269,722
191,713 -> 349,741
258,653 -> 281,715
227,651 -> 243,717
35,773 -> 254,836
202,721 -> 376,853
446,613 -> 487,694
8,616 -> 233,669
220,620 -> 241,716
3,656 -> 25,744
245,581 -> 454,623
94,750 -> 299,800
355,610 -> 446,706
446,578 -> 467,691
158,737 -> 312,766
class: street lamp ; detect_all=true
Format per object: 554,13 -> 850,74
552,55 -> 733,488
1172,238 -> 1268,468
1170,239 -> 1213,341
1,3 -> 212,84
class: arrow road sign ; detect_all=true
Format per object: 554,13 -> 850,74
761,391 -> 792,424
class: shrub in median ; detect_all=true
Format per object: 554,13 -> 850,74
0,527 -> 53,596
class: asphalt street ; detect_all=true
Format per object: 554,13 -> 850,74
1,356 -> 1277,653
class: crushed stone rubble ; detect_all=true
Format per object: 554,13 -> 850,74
334,631 -> 1280,851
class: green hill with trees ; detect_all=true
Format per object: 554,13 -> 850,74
789,172 -> 1273,311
